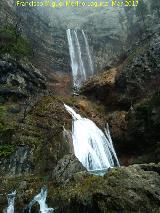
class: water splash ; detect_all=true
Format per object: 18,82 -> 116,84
64,104 -> 120,171
66,29 -> 94,89
6,191 -> 16,213
28,187 -> 53,213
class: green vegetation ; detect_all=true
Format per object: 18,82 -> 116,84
0,25 -> 31,58
0,145 -> 15,157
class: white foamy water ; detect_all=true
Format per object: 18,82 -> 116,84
6,191 -> 16,213
28,187 -> 53,213
66,29 -> 94,88
82,29 -> 94,76
64,104 -> 120,171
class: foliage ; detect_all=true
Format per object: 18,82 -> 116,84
0,25 -> 31,58
0,145 -> 15,157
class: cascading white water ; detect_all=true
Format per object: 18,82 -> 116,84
28,187 -> 53,213
82,30 -> 94,76
74,30 -> 86,81
66,29 -> 79,88
66,29 -> 94,89
64,104 -> 120,171
6,191 -> 16,213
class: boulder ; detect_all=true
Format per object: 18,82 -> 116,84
52,154 -> 86,185
1,163 -> 160,212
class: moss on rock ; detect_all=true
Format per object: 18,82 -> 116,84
1,163 -> 160,212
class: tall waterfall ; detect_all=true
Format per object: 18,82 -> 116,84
64,104 -> 120,171
82,30 -> 94,76
27,187 -> 53,213
6,191 -> 16,213
66,29 -> 94,88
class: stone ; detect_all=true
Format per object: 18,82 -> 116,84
52,154 -> 86,184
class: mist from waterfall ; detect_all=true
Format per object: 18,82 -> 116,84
64,104 -> 120,172
6,191 -> 16,213
27,187 -> 53,213
66,29 -> 94,88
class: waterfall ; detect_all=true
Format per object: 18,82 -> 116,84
27,187 -> 53,213
82,30 -> 94,76
66,29 -> 79,88
66,29 -> 94,89
74,30 -> 86,81
64,104 -> 120,172
6,191 -> 16,213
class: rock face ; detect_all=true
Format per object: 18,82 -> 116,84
81,30 -> 160,165
81,68 -> 122,108
53,164 -> 160,213
0,54 -> 46,99
0,1 -> 160,212
52,154 -> 86,184
116,35 -> 160,103
0,96 -> 73,177
1,163 -> 160,212
0,0 -> 70,76
81,33 -> 160,106
125,94 -> 160,164
1,0 -> 159,76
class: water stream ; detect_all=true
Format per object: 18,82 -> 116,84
64,104 -> 120,172
6,191 -> 16,213
27,187 -> 53,213
66,29 -> 94,88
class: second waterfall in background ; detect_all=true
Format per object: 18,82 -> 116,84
66,29 -> 94,89
64,104 -> 120,172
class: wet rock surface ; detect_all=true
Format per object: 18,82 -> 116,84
1,163 -> 160,212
